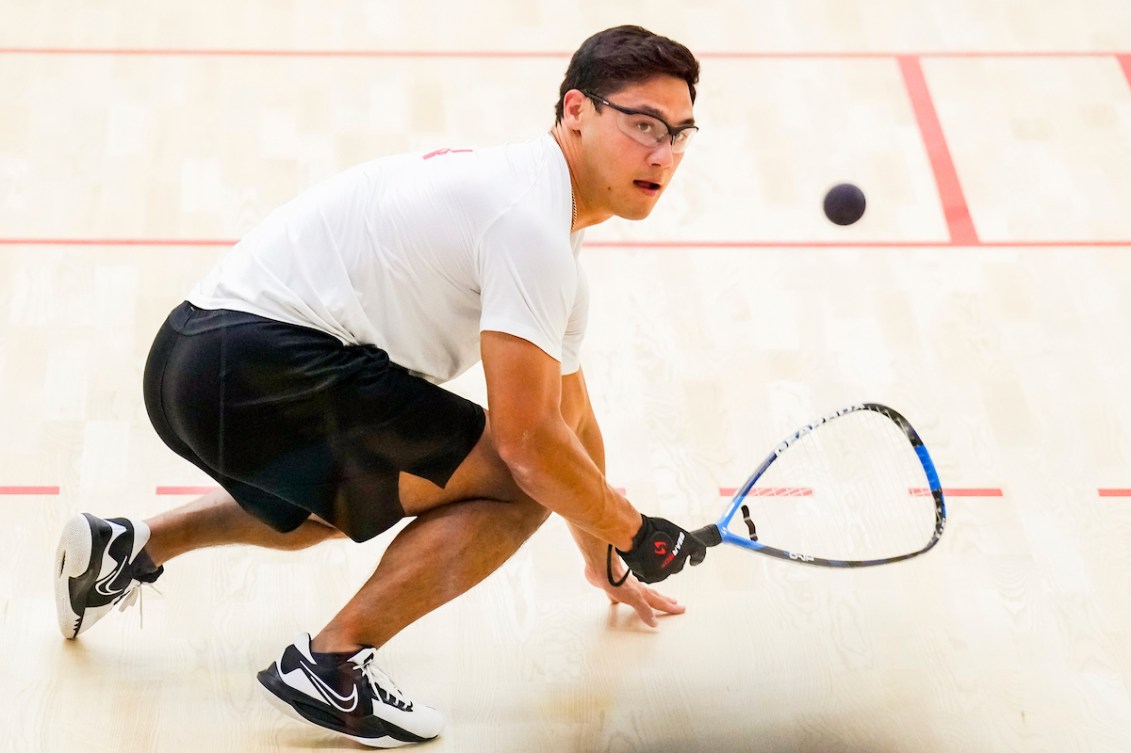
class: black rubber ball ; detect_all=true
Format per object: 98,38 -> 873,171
823,183 -> 866,226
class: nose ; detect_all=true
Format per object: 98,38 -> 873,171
648,138 -> 675,167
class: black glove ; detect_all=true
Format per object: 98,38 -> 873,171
608,515 -> 708,585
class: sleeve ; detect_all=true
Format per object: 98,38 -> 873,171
478,214 -> 578,367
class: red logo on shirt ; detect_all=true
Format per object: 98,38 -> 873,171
422,148 -> 473,160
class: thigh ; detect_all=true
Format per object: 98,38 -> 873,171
397,410 -> 535,517
148,302 -> 491,542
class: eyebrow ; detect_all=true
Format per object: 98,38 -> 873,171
625,102 -> 696,128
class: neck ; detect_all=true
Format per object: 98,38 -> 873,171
549,123 -> 610,232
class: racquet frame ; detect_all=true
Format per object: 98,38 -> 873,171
691,403 -> 946,567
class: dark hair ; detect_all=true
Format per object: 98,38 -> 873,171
554,25 -> 700,123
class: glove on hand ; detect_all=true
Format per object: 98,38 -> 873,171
608,515 -> 708,586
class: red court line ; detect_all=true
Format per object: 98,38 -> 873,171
4,238 -> 1131,250
1120,55 -> 1131,92
936,483 -> 999,495
1099,489 -> 1131,498
702,51 -> 1130,60
0,47 -> 1127,60
156,485 -> 219,495
721,486 -> 1001,497
0,485 -> 60,495
588,240 -> 1131,249
0,238 -> 235,247
898,56 -> 978,246
719,487 -> 813,497
157,484 -> 623,496
0,47 -> 571,59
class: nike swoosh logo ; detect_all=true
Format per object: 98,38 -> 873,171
298,660 -> 359,713
93,524 -> 129,597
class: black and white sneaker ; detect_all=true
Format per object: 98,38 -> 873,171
54,513 -> 164,639
257,633 -> 444,748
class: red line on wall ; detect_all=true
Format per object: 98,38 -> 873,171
897,55 -> 978,246
1099,488 -> 1131,498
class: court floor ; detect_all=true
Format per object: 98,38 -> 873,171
3,2 -> 1131,751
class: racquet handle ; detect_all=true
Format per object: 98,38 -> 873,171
690,524 -> 723,547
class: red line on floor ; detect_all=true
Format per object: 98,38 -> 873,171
3,238 -> 1130,249
940,486 -> 1004,492
156,486 -> 219,495
718,487 -> 813,496
1098,488 -> 1131,497
0,486 -> 60,495
0,47 -> 1126,60
0,238 -> 234,247
0,47 -> 570,59
588,240 -> 1131,249
587,240 -> 960,249
702,51 -> 1130,60
897,55 -> 978,246
720,486 -> 1001,497
1119,55 -> 1131,92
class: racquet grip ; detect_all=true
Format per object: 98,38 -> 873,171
690,524 -> 723,547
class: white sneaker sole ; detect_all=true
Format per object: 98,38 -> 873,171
258,665 -> 420,749
54,513 -> 95,640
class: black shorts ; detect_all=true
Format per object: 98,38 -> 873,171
142,302 -> 486,542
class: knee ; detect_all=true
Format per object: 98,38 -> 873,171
512,499 -> 552,539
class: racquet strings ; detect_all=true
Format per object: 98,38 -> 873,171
731,409 -> 937,562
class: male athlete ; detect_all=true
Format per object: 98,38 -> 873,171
54,25 -> 708,748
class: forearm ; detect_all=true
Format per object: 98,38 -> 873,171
565,412 -> 619,574
556,370 -> 705,591
568,522 -> 616,579
502,418 -> 639,550
481,338 -> 639,551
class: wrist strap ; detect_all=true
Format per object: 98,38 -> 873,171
606,544 -> 630,587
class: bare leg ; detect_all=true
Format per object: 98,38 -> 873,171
143,488 -> 344,567
311,418 -> 548,653
140,415 -> 545,653
312,497 -> 546,652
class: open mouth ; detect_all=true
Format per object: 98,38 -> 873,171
634,180 -> 662,191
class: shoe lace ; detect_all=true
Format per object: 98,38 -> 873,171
114,581 -> 163,628
352,650 -> 413,711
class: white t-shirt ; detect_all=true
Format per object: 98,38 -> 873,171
188,133 -> 587,384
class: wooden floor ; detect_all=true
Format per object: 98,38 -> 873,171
4,2 -> 1131,751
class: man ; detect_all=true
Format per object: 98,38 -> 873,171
53,25 -> 708,748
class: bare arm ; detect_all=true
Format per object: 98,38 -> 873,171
558,366 -> 686,627
557,367 -> 613,574
481,331 -> 640,550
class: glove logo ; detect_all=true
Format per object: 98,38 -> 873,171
661,533 -> 684,569
653,541 -> 668,556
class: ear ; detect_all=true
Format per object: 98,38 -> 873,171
560,89 -> 588,131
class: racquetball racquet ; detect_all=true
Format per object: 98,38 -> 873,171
691,403 -> 946,567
